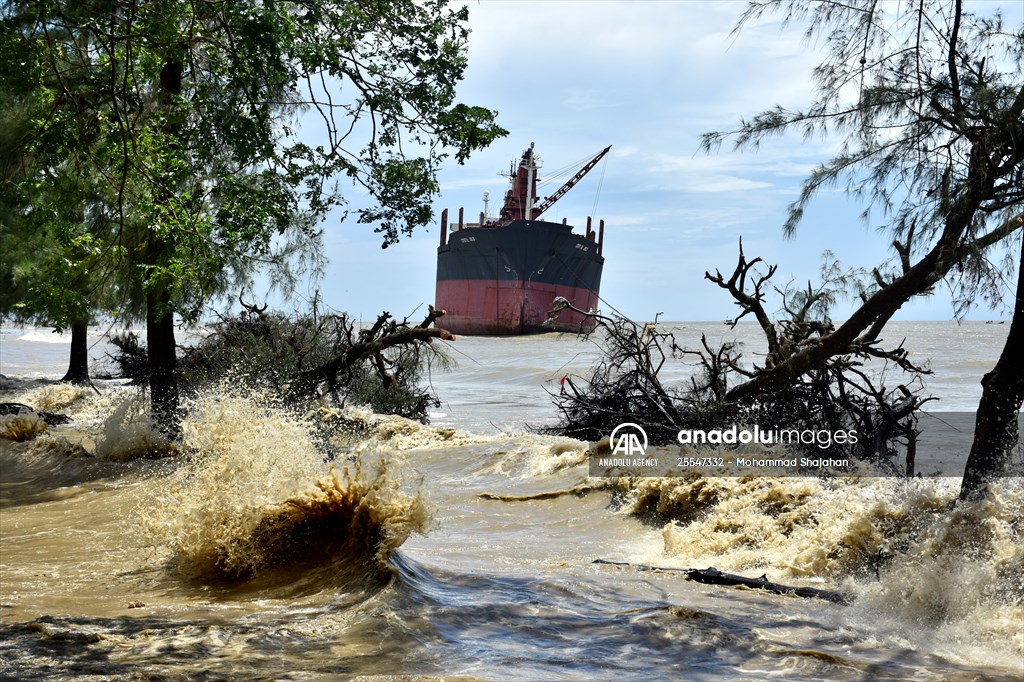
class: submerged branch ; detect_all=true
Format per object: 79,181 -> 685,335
593,559 -> 850,604
477,483 -> 603,501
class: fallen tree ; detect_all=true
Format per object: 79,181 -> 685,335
545,248 -> 933,473
699,0 -> 1024,498
107,299 -> 455,424
294,304 -> 453,407
544,302 -> 691,446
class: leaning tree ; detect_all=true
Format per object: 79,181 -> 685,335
1,0 -> 506,436
701,0 -> 1023,499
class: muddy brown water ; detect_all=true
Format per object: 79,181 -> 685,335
1,322 -> 1021,680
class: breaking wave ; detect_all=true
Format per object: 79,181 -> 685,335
19,383 -> 91,412
143,388 -> 428,583
0,412 -> 49,442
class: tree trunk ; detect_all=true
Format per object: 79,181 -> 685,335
147,287 -> 180,441
144,56 -> 184,441
960,238 -> 1024,501
59,317 -> 91,385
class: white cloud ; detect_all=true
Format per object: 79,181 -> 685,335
560,89 -> 615,112
679,176 -> 775,193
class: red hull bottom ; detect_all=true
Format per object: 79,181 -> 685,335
436,280 -> 599,335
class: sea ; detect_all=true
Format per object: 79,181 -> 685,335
1,321 -> 1021,681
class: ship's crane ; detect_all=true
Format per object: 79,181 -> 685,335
533,144 -> 612,220
489,144 -> 612,226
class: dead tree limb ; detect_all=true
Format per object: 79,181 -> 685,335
547,246 -> 936,468
705,238 -> 782,365
478,483 -> 600,501
545,298 -> 685,442
298,306 -> 453,395
724,214 -> 1024,403
593,559 -> 849,604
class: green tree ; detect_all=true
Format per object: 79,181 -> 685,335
2,0 -> 506,435
0,175 -> 109,385
702,0 -> 1023,499
0,60 -> 118,385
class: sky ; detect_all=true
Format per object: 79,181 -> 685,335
263,0 -> 1022,324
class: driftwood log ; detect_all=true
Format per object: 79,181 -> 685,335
477,483 -> 600,501
593,559 -> 849,604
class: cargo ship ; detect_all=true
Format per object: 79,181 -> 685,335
435,143 -> 610,335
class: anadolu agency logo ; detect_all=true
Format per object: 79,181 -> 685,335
609,422 -> 649,457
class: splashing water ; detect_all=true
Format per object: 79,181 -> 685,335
1,412 -> 48,442
95,393 -> 178,461
142,387 -> 428,582
2,323 -> 1021,679
616,473 -> 1024,662
22,383 -> 90,412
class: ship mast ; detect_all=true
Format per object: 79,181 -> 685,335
491,142 -> 540,225
524,146 -> 536,222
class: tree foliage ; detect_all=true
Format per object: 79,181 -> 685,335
703,0 -> 1024,497
704,0 -> 1023,316
3,0 -> 506,309
1,0 -> 505,433
703,0 -> 1024,499
696,0 -> 1022,400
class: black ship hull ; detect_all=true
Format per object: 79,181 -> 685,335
435,219 -> 603,335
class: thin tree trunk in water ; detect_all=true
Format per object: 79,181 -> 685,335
60,318 -> 91,385
147,287 -> 180,441
960,237 -> 1024,501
